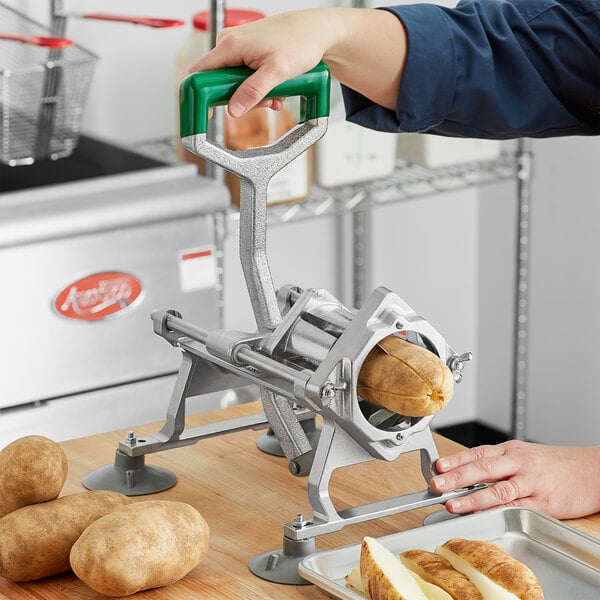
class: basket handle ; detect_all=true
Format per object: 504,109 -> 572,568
180,62 -> 330,137
0,33 -> 73,48
81,13 -> 184,29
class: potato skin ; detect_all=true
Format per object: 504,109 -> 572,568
0,490 -> 132,581
440,538 -> 544,600
400,549 -> 483,600
358,335 -> 454,417
0,435 -> 68,518
70,500 -> 210,597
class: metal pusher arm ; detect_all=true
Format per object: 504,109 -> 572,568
180,64 -> 330,466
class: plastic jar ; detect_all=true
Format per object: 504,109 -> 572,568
176,9 -> 312,207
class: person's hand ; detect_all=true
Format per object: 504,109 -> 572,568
430,440 -> 600,519
189,10 -> 342,118
188,8 -> 407,118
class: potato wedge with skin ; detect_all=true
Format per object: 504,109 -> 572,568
346,561 -> 454,599
0,490 -> 132,581
70,500 -> 210,597
400,549 -> 483,600
0,435 -> 68,518
358,335 -> 454,417
412,571 -> 455,600
360,537 -> 429,600
436,539 -> 544,600
346,563 -> 364,594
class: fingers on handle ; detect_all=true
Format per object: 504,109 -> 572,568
445,477 -> 527,514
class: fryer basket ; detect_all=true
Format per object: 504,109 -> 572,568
0,2 -> 97,165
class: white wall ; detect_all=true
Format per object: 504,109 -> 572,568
477,136 -> 600,445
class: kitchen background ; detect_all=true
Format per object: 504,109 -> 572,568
1,0 -> 598,449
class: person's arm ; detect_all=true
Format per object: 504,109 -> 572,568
345,0 -> 600,138
190,1 -> 599,138
430,441 -> 600,519
190,8 -> 407,117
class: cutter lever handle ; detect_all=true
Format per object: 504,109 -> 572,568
179,62 -> 330,137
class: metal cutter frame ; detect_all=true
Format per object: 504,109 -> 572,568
83,64 -> 479,584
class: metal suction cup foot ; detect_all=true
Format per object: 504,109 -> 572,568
82,449 -> 177,496
249,536 -> 315,585
256,417 -> 321,457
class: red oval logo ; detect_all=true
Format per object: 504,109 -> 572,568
53,272 -> 143,321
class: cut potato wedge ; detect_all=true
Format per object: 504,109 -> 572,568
360,537 -> 429,600
436,541 -> 543,600
400,548 -> 483,600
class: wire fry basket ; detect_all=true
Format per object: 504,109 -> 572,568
0,2 -> 97,166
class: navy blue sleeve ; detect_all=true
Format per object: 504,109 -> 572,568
342,0 -> 600,138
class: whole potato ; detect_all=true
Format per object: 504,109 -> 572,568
70,500 -> 210,597
0,490 -> 132,581
0,435 -> 68,518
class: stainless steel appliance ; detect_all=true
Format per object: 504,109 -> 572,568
0,135 -> 230,445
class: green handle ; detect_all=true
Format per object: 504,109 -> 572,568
180,62 -> 330,138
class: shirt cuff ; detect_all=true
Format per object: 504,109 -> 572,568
342,4 -> 457,133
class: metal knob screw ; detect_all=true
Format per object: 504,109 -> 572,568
125,431 -> 137,446
447,352 -> 472,383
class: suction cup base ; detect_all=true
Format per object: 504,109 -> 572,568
82,449 -> 177,496
248,537 -> 315,585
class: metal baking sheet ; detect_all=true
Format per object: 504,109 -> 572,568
299,507 -> 600,599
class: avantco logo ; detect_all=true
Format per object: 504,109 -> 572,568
53,272 -> 143,321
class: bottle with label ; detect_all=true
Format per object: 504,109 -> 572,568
175,9 -> 312,207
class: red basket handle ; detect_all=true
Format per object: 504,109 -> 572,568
82,13 -> 184,29
0,33 -> 73,47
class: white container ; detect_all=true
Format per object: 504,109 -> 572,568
315,82 -> 397,188
397,133 -> 502,168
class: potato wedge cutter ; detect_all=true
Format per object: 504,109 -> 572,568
83,63 -> 479,584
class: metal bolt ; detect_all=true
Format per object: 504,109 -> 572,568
292,514 -> 311,529
320,382 -> 336,402
395,321 -> 404,330
396,432 -> 404,442
126,431 -> 137,446
289,461 -> 301,475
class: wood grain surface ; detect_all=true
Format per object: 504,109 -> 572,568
1,401 -> 598,599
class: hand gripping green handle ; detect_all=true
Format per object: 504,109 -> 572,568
180,62 -> 330,138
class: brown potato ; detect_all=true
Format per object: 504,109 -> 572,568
0,435 -> 68,518
437,539 -> 544,600
70,500 -> 210,597
360,536 -> 429,600
358,335 -> 454,416
400,549 -> 483,600
0,490 -> 132,581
